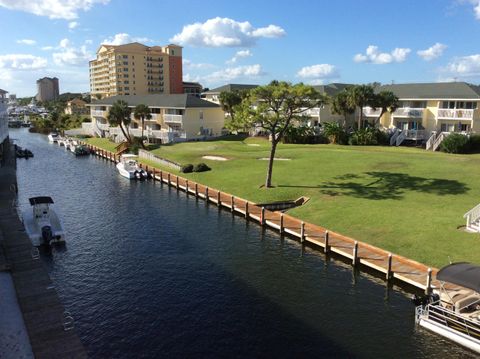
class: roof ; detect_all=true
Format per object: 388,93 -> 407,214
378,82 -> 480,100
29,196 -> 54,205
204,84 -> 259,94
437,262 -> 480,292
68,98 -> 86,106
0,89 -> 8,94
313,83 -> 355,97
90,94 -> 220,109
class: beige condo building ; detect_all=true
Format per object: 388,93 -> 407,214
89,42 -> 183,99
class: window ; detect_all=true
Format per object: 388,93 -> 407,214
124,67 -> 128,71
123,55 -> 128,59
123,61 -> 128,65
124,81 -> 129,84
199,111 -> 204,120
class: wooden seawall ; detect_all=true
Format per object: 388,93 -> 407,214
84,143 -> 446,295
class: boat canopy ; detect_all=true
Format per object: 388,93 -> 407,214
437,262 -> 480,293
29,196 -> 54,205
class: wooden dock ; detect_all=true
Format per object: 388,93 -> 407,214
0,143 -> 87,358
85,143 -> 451,294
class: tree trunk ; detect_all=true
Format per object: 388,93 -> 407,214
358,106 -> 363,129
119,122 -> 131,143
375,109 -> 385,127
265,139 -> 278,188
141,117 -> 146,149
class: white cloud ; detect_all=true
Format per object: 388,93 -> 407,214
68,21 -> 79,29
16,39 -> 36,45
170,17 -> 286,47
204,64 -> 264,83
468,0 -> 480,19
354,45 -> 411,64
0,54 -> 47,70
183,73 -> 201,83
53,38 -> 92,66
227,49 -> 252,64
297,64 -> 338,80
102,33 -> 153,46
41,46 -> 54,51
440,54 -> 480,80
182,59 -> 214,70
417,43 -> 447,61
0,0 -> 110,20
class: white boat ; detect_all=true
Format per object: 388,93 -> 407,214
69,140 -> 79,153
47,133 -> 60,143
116,154 -> 148,180
415,263 -> 480,353
22,196 -> 66,246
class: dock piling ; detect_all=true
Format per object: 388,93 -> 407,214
261,207 -> 265,225
386,253 -> 392,280
279,213 -> 284,234
300,222 -> 305,243
245,202 -> 249,219
205,187 -> 209,202
217,191 -> 221,206
353,241 -> 358,266
425,268 -> 432,294
231,195 -> 234,212
324,230 -> 329,253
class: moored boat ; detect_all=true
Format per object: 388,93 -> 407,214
47,132 -> 60,143
116,154 -> 148,180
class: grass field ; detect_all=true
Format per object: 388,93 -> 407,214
85,136 -> 480,268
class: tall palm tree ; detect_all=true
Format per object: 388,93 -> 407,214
348,85 -> 375,129
106,100 -> 132,143
133,104 -> 152,141
331,89 -> 356,127
371,91 -> 399,126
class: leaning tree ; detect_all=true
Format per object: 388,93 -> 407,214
133,104 -> 152,146
106,100 -> 132,144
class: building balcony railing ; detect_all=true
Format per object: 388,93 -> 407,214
437,108 -> 474,120
163,114 -> 183,124
393,107 -> 424,118
302,108 -> 320,116
91,110 -> 107,117
362,107 -> 382,117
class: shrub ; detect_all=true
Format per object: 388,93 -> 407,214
322,122 -> 348,144
468,134 -> 480,153
349,128 -> 387,146
181,164 -> 194,173
440,133 -> 470,154
193,163 -> 211,172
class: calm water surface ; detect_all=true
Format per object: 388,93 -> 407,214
11,129 -> 474,358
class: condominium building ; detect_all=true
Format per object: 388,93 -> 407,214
89,42 -> 183,99
183,82 -> 203,97
36,77 -> 59,102
64,98 -> 88,115
0,89 -> 9,148
203,84 -> 259,104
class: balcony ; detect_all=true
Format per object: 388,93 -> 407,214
163,114 -> 183,124
437,108 -> 474,120
302,108 -> 320,116
362,107 -> 382,117
393,107 -> 424,118
91,109 -> 107,117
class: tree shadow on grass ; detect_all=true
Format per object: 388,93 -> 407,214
280,171 -> 469,200
322,171 -> 469,200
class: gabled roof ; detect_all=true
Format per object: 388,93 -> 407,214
204,84 -> 259,94
437,262 -> 480,293
313,83 -> 355,96
378,82 -> 480,100
90,94 -> 220,109
68,98 -> 86,106
0,89 -> 8,94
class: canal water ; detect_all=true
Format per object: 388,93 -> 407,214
11,128 -> 473,358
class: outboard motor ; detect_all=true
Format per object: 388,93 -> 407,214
41,225 -> 53,245
411,294 -> 433,306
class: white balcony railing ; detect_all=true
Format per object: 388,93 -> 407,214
163,114 -> 183,123
302,108 -> 320,117
393,107 -> 424,118
362,107 -> 382,117
91,110 -> 107,117
437,108 -> 474,120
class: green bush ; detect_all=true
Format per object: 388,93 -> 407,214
193,163 -> 211,172
282,125 -> 326,144
322,122 -> 348,144
468,134 -> 480,153
349,128 -> 387,146
440,133 -> 470,154
181,164 -> 194,173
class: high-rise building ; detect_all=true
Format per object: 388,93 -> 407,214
89,42 -> 183,99
36,77 -> 59,102
0,89 -> 9,146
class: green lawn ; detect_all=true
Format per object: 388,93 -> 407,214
86,137 -> 480,268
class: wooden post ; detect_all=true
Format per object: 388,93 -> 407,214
324,230 -> 330,253
167,173 -> 171,186
352,241 -> 358,266
245,202 -> 249,219
425,268 -> 432,295
205,187 -> 209,201
300,222 -> 305,243
195,183 -> 198,197
217,191 -> 221,206
176,176 -> 179,189
261,207 -> 265,225
160,170 -> 163,182
231,195 -> 234,212
152,168 -> 156,181
279,213 -> 284,234
185,180 -> 189,194
386,253 -> 392,280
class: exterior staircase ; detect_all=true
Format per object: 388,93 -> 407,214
425,132 -> 436,150
395,130 -> 406,146
432,132 -> 449,151
389,128 -> 400,146
115,141 -> 129,156
464,204 -> 480,233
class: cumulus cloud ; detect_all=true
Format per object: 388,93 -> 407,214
297,64 -> 338,82
170,17 -> 286,47
53,38 -> 92,66
41,46 -> 54,51
16,39 -> 36,45
204,64 -> 264,83
0,54 -> 47,70
68,21 -> 79,29
183,59 -> 214,70
440,54 -> 480,80
354,45 -> 411,64
0,0 -> 110,20
417,43 -> 447,61
102,33 -> 153,46
227,49 -> 252,64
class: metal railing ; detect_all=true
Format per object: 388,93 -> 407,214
393,107 -> 424,117
163,114 -> 183,123
432,132 -> 449,151
464,203 -> 480,230
425,132 -> 437,150
389,128 -> 400,146
396,130 -> 406,146
437,109 -> 475,120
362,106 -> 382,117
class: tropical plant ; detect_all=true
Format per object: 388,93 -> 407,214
347,85 -> 375,129
234,81 -> 326,187
133,104 -> 152,146
331,89 -> 356,127
370,91 -> 399,126
348,128 -> 387,146
322,122 -> 347,144
106,100 -> 132,143
440,133 -> 470,153
220,90 -> 248,132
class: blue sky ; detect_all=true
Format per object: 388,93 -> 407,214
1,0 -> 480,96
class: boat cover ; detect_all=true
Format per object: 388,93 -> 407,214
437,262 -> 480,292
29,196 -> 54,205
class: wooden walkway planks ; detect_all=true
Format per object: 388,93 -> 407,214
85,143 -> 453,294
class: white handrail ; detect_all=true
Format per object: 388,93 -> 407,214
389,128 -> 399,146
432,132 -> 449,151
396,131 -> 406,146
464,203 -> 480,229
425,132 -> 436,150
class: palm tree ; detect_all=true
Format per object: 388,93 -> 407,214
106,100 -> 132,143
348,85 -> 375,129
133,104 -> 152,141
371,91 -> 399,126
219,90 -> 244,131
331,90 -> 356,127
